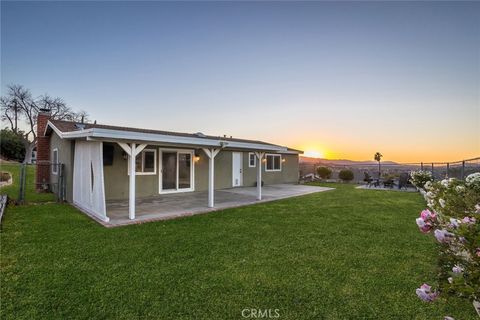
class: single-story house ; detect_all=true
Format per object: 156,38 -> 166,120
35,110 -> 303,223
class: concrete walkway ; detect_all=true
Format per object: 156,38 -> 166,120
105,184 -> 333,227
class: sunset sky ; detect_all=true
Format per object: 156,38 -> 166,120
1,1 -> 479,162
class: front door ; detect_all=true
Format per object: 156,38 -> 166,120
232,152 -> 243,187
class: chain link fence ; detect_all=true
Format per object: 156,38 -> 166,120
1,162 -> 66,204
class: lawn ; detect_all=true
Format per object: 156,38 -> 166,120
0,183 -> 476,319
0,162 -> 55,202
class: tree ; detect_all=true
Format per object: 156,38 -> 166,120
374,152 -> 383,178
0,128 -> 26,161
338,169 -> 354,182
1,85 -> 89,163
316,166 -> 332,180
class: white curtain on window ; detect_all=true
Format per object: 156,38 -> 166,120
73,141 -> 108,222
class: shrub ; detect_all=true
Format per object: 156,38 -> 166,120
338,169 -> 354,182
316,167 -> 332,179
410,170 -> 433,189
0,129 -> 25,161
413,173 -> 480,315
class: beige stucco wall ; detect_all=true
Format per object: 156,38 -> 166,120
103,143 -> 160,200
242,153 -> 299,186
49,131 -> 74,202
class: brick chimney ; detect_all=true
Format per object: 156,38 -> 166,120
36,109 -> 51,191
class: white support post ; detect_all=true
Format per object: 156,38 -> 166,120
202,148 -> 220,208
255,152 -> 265,200
128,143 -> 137,220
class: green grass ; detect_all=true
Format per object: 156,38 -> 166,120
0,163 -> 54,202
1,183 -> 476,319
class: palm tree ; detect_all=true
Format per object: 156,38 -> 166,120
374,152 -> 383,178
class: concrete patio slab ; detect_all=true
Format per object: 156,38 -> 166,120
104,184 -> 333,227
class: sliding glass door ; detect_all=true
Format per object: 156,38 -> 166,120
162,152 -> 177,190
160,150 -> 194,193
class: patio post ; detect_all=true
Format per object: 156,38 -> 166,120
118,142 -> 147,220
202,148 -> 220,208
128,144 -> 136,219
255,152 -> 265,200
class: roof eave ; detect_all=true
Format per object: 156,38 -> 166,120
50,123 -> 288,152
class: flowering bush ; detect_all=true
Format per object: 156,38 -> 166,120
411,173 -> 480,316
410,170 -> 433,189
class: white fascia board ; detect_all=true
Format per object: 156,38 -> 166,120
90,128 -> 220,147
225,141 -> 287,152
90,128 -> 288,151
46,121 -> 94,139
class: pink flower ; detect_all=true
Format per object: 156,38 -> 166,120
449,218 -> 460,228
461,216 -> 476,225
416,218 -> 432,233
416,283 -> 438,302
476,248 -> 480,257
416,209 -> 437,233
452,265 -> 463,274
475,204 -> 480,214
421,209 -> 436,220
434,229 -> 453,243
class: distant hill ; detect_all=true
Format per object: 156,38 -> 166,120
299,157 -> 399,166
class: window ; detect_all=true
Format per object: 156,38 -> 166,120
129,149 -> 157,175
265,154 -> 281,172
52,148 -> 59,175
248,153 -> 256,167
103,143 -> 114,166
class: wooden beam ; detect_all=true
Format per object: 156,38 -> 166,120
117,142 -> 132,156
134,144 -> 147,157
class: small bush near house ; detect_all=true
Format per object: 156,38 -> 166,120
316,166 -> 332,179
410,170 -> 433,189
338,169 -> 354,182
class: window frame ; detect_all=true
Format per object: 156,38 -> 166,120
265,154 -> 282,172
128,148 -> 157,175
248,152 -> 256,168
52,148 -> 59,175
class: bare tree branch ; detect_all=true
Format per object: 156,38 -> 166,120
1,84 -> 89,163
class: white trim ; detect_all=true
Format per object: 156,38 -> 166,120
52,148 -> 59,175
248,152 -> 256,168
46,121 -> 288,152
158,148 -> 195,194
127,148 -> 157,176
265,154 -> 282,172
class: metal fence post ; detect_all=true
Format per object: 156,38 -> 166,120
421,162 -> 424,171
461,161 -> 465,180
17,164 -> 26,204
446,163 -> 450,178
431,163 -> 434,179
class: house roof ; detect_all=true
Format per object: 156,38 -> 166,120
46,119 -> 303,154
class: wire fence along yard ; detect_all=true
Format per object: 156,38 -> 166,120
0,162 -> 60,204
300,157 -> 480,183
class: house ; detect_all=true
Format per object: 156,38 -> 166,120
36,110 -> 303,224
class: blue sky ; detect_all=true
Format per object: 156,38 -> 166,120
1,1 -> 479,161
